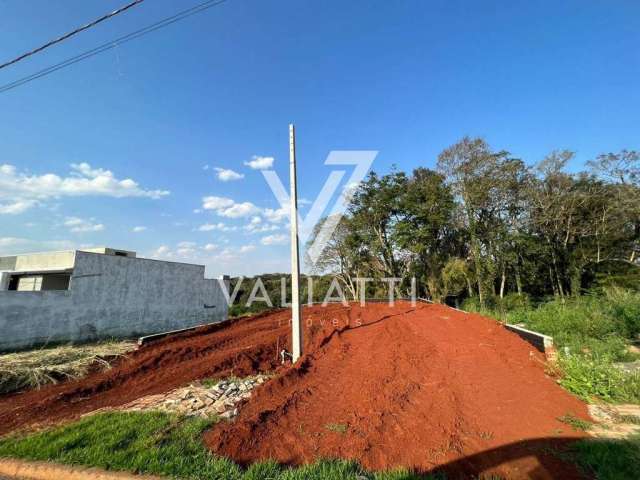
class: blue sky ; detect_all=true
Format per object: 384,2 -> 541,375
0,0 -> 638,276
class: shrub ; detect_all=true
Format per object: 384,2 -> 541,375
558,354 -> 640,403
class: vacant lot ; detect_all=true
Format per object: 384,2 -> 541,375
0,303 -> 598,478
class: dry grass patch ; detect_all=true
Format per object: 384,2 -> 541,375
0,341 -> 136,395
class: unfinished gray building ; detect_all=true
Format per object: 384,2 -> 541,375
0,247 -> 228,351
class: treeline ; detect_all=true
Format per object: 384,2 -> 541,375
307,137 -> 640,308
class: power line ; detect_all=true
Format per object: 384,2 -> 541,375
0,0 -> 145,71
0,0 -> 227,95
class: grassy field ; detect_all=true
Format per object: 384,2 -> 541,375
0,411 -> 637,480
0,411 -> 434,480
0,341 -> 136,395
463,288 -> 640,403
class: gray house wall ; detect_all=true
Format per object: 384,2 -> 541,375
0,251 -> 228,351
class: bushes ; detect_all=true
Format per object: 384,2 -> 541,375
503,288 -> 640,356
463,288 -> 640,403
558,354 -> 640,403
461,293 -> 531,318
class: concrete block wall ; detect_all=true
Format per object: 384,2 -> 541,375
0,251 -> 228,351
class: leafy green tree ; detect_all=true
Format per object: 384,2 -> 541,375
394,168 -> 460,301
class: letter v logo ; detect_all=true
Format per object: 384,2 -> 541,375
261,151 -> 377,265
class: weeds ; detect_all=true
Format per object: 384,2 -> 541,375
463,288 -> 640,402
0,341 -> 135,395
558,354 -> 640,403
557,414 -> 592,431
325,423 -> 348,434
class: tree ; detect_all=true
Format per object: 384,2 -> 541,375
394,168 -> 460,301
347,170 -> 408,280
305,215 -> 365,301
436,137 -> 518,308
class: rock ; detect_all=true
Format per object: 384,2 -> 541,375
115,375 -> 265,419
220,408 -> 238,420
213,400 -> 227,414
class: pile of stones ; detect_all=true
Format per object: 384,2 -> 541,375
117,374 -> 269,420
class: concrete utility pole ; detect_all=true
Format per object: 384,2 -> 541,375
289,123 -> 303,362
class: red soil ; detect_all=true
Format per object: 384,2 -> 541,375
0,302 -> 591,479
0,309 -> 288,435
206,302 -> 591,479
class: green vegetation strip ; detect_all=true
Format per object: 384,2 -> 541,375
0,412 -> 429,480
464,288 -> 640,403
0,411 -> 638,480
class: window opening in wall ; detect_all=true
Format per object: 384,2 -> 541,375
7,273 -> 71,291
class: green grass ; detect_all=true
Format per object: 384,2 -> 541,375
570,434 -> 640,480
2,411 -> 638,479
0,412 -> 439,479
463,288 -> 640,403
557,354 -> 640,403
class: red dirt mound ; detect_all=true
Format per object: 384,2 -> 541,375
0,302 -> 590,478
204,302 -> 591,479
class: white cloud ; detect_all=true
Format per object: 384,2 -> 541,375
214,167 -> 244,182
0,237 -> 29,248
0,237 -> 75,254
263,207 -> 289,223
64,216 -> 104,233
201,196 -> 260,219
197,222 -> 236,232
197,223 -> 217,231
146,241 -> 286,277
149,241 -> 239,264
260,234 -> 288,246
153,245 -> 170,256
244,156 -> 274,170
202,196 -> 234,210
176,241 -> 198,256
244,222 -> 280,234
132,226 -> 147,233
221,202 -> 260,218
0,162 -> 169,215
0,199 -> 36,215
